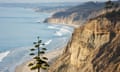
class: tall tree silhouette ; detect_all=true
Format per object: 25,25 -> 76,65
28,36 -> 49,72
105,0 -> 119,10
105,0 -> 114,10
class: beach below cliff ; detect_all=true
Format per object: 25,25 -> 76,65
15,48 -> 64,72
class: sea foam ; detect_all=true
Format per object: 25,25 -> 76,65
48,25 -> 73,36
45,39 -> 52,45
54,27 -> 72,36
0,51 -> 10,62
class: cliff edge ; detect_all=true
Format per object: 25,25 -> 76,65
48,8 -> 120,72
44,2 -> 104,26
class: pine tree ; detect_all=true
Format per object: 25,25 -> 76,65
105,0 -> 120,10
105,0 -> 114,10
28,36 -> 49,72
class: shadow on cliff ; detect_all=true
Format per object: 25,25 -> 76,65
92,9 -> 120,72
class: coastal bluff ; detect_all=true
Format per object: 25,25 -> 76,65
44,2 -> 104,25
48,8 -> 120,72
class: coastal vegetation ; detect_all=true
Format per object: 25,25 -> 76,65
44,1 -> 105,25
13,1 -> 120,72
28,36 -> 49,72
44,1 -> 120,72
105,0 -> 119,10
44,0 -> 120,25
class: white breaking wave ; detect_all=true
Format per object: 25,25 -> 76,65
54,27 -> 72,36
0,51 -> 10,62
48,25 -> 73,36
45,39 -> 52,45
48,26 -> 56,29
55,31 -> 63,36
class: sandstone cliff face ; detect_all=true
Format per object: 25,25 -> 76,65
48,9 -> 120,72
44,2 -> 104,25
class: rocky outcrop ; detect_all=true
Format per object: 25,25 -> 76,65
44,2 -> 104,25
48,8 -> 120,72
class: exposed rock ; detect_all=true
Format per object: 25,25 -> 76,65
48,8 -> 120,72
44,2 -> 105,25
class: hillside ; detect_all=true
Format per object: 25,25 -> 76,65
44,1 -> 105,25
48,8 -> 120,72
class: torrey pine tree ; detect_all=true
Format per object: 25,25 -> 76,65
28,36 -> 49,72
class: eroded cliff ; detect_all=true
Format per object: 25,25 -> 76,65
48,8 -> 120,72
44,2 -> 104,25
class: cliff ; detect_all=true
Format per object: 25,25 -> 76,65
48,8 -> 120,72
44,2 -> 104,25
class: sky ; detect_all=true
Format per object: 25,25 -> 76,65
0,0 -> 110,3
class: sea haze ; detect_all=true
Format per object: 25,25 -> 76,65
0,6 -> 73,72
0,3 -> 80,8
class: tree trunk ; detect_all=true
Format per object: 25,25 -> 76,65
38,68 -> 40,72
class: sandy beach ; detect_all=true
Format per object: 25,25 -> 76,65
15,48 -> 64,72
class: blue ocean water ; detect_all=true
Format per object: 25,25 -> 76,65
0,7 -> 73,72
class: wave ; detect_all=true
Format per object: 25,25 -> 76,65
54,27 -> 72,36
0,51 -> 10,62
48,26 -> 59,29
48,25 -> 73,36
45,39 -> 52,45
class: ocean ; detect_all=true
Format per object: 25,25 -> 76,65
0,7 -> 73,72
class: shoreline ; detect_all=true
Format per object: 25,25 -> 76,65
55,23 -> 80,28
15,48 -> 64,72
44,22 -> 80,28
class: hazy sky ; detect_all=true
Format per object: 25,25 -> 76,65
0,0 -> 110,3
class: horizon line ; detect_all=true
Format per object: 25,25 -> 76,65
0,1 -> 107,4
